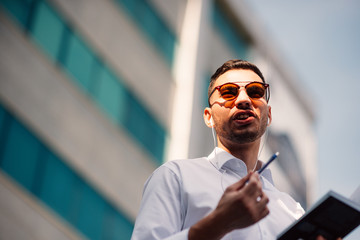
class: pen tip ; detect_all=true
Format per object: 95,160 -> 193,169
275,152 -> 279,156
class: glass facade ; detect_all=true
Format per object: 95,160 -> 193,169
0,104 -> 134,239
0,0 -> 166,165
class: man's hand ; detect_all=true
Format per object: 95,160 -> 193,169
214,171 -> 269,230
188,172 -> 269,240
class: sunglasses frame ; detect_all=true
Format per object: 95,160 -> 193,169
208,81 -> 270,106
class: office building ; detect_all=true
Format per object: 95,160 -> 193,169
0,0 -> 316,239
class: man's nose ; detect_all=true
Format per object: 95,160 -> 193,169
234,88 -> 251,108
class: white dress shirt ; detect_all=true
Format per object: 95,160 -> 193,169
131,148 -> 304,239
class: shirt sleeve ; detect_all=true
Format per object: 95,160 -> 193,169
131,164 -> 188,240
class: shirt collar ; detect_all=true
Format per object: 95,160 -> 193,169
207,147 -> 274,184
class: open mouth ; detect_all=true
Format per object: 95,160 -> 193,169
233,111 -> 255,121
235,113 -> 251,120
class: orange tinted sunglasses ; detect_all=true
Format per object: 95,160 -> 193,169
208,82 -> 269,105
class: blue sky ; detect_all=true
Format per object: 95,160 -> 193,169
246,0 -> 360,238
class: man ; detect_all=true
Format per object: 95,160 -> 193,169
131,60 -> 323,239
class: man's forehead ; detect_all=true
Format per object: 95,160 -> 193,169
214,69 -> 263,86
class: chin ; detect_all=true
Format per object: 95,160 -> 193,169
230,132 -> 260,144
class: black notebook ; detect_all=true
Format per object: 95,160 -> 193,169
277,190 -> 360,240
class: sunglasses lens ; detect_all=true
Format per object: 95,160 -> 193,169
219,84 -> 239,100
246,82 -> 265,99
214,82 -> 267,102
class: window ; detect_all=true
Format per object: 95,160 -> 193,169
125,94 -> 165,164
111,211 -> 134,239
156,26 -> 176,63
0,0 -> 34,28
203,73 -> 212,108
147,118 -> 165,165
31,1 -> 65,61
39,152 -> 78,221
126,96 -> 148,142
138,2 -> 159,36
76,185 -> 107,240
94,67 -> 124,123
1,119 -> 40,191
0,104 -> 5,132
63,32 -> 97,93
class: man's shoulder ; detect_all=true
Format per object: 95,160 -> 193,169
151,156 -> 212,177
161,156 -> 209,170
146,156 -> 211,185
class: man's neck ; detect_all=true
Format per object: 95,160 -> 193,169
218,139 -> 261,172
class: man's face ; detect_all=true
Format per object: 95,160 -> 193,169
206,69 -> 271,145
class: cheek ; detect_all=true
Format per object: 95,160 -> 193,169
261,109 -> 270,124
255,106 -> 269,121
212,111 -> 231,129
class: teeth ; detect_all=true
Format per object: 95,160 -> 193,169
237,114 -> 249,120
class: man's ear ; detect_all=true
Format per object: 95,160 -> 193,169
267,105 -> 272,126
204,107 -> 214,128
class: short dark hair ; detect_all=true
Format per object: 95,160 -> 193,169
208,59 -> 266,98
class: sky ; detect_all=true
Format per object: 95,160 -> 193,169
245,0 -> 360,238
